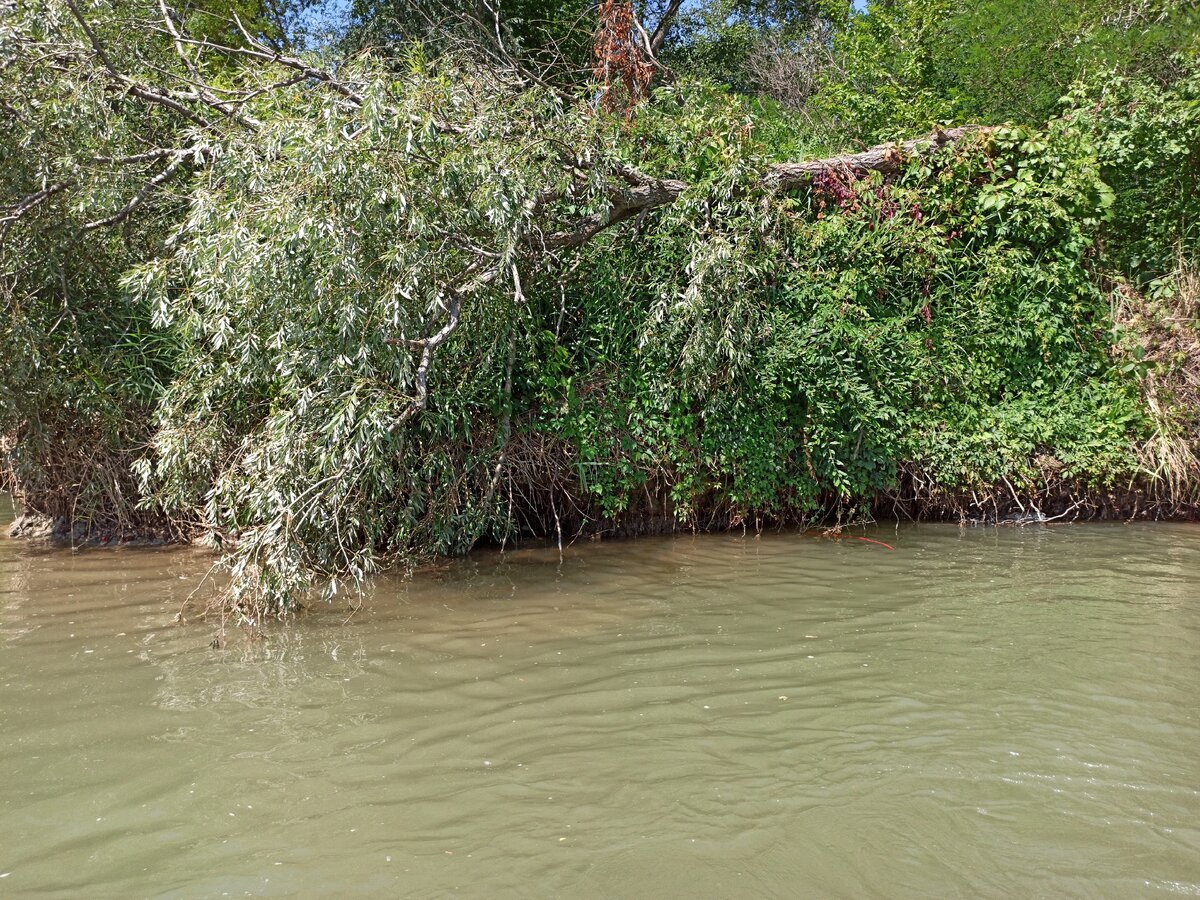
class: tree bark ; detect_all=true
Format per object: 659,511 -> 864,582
547,174 -> 689,249
648,0 -> 686,55
765,126 -> 989,189
548,126 -> 989,246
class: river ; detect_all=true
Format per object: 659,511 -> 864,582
1,498 -> 1198,897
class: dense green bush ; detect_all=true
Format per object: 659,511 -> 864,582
531,83 -> 1165,525
809,0 -> 1200,143
0,1 -> 185,533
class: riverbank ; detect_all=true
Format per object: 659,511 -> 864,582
8,470 -> 1198,558
4,43 -> 1196,619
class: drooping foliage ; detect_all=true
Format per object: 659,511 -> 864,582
127,51 -> 620,600
0,0 -> 190,534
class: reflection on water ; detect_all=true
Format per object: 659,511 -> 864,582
1,496 -> 1199,897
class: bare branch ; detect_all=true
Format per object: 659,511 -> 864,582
766,126 -> 989,189
631,12 -> 672,78
63,0 -> 226,131
177,23 -> 366,106
158,0 -> 202,82
154,0 -> 257,127
91,148 -> 180,165
411,294 -> 461,409
0,182 -> 73,235
648,0 -> 685,56
547,172 -> 688,249
383,262 -> 504,410
62,0 -> 120,74
122,83 -> 218,130
0,98 -> 31,125
83,151 -> 194,230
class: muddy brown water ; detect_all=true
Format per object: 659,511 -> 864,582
1,497 -> 1199,897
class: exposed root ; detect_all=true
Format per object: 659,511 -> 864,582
2,420 -> 185,546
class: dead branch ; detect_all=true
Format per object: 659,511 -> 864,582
766,126 -> 989,189
0,182 -> 72,235
83,150 -> 197,230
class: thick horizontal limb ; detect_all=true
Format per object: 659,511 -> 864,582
545,126 -> 987,248
765,126 -> 989,189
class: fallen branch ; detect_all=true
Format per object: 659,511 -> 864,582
766,126 -> 989,189
544,127 -> 988,248
546,172 -> 688,249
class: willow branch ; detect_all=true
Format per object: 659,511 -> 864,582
63,0 -> 218,131
410,295 -> 461,408
156,0 -> 257,127
546,173 -> 688,249
384,263 -> 503,410
83,151 -> 193,230
176,19 -> 365,106
404,125 -> 987,411
0,182 -> 72,234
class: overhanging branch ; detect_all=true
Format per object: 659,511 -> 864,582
546,173 -> 688,249
545,126 -> 988,249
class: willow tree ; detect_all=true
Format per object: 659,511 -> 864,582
2,0 -> 699,611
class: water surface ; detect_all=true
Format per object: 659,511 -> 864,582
2,500 -> 1198,897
